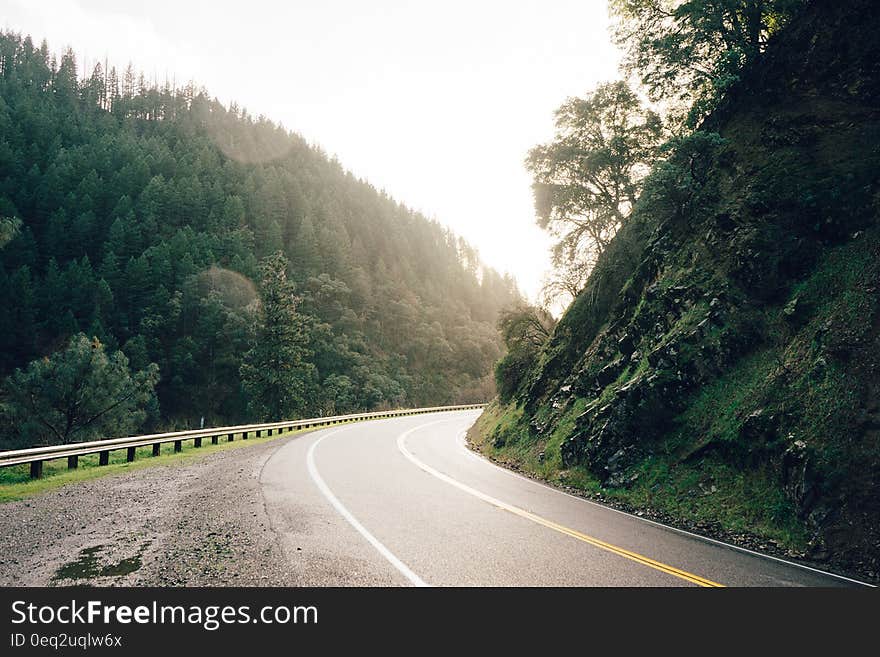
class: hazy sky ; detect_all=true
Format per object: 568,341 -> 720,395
3,0 -> 620,301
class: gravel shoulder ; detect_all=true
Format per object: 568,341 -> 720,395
0,432 -> 308,586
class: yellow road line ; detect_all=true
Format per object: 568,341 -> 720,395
397,423 -> 724,588
505,505 -> 723,587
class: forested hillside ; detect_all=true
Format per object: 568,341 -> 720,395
0,32 -> 519,447
474,0 -> 879,581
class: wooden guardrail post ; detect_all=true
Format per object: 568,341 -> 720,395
68,455 -> 78,469
127,447 -> 136,462
212,435 -> 218,445
99,451 -> 109,466
30,460 -> 42,479
152,443 -> 160,456
194,437 -> 202,448
174,440 -> 182,453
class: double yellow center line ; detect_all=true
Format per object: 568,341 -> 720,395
397,423 -> 724,587
502,504 -> 723,587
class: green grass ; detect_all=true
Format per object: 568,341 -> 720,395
0,421 -> 359,503
617,458 -> 809,548
667,348 -> 777,457
471,398 -> 600,488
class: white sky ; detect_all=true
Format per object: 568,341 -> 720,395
3,0 -> 620,302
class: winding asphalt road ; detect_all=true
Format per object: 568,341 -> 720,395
261,409 -> 864,587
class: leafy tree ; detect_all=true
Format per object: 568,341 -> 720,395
240,252 -> 315,420
498,305 -> 557,352
610,0 -> 803,124
526,81 -> 662,303
1,334 -> 159,446
494,305 -> 556,403
539,257 -> 594,310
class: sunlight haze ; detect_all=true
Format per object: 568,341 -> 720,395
3,0 -> 620,302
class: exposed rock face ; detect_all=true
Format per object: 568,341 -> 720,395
491,0 -> 880,578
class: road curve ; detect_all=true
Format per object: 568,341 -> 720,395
261,409 -> 864,587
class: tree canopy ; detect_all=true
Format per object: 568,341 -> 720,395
610,0 -> 803,124
526,81 -> 663,306
0,31 -> 520,446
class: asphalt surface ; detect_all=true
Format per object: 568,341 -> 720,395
262,410 -> 863,587
0,409 -> 866,586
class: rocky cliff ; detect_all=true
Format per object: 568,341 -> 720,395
472,0 -> 879,581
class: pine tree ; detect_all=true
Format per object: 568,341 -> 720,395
106,66 -> 119,111
2,334 -> 159,446
240,252 -> 314,420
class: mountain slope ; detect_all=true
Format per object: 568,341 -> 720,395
0,33 -> 519,444
472,0 -> 879,581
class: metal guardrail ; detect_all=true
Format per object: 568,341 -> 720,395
0,404 -> 486,479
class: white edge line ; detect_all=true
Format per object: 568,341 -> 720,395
306,427 -> 429,588
454,422 -> 876,588
397,420 -> 528,517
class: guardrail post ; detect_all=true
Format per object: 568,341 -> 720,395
194,437 -> 202,448
30,460 -> 42,479
152,443 -> 160,456
67,455 -> 78,469
212,435 -> 218,445
174,440 -> 182,453
126,447 -> 136,462
99,451 -> 109,466
268,428 -> 273,436
256,430 -> 261,437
